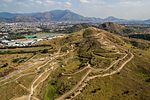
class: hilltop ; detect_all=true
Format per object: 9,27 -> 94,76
99,22 -> 134,35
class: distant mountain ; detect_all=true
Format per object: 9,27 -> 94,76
0,10 -> 149,24
0,12 -> 21,18
103,16 -> 126,22
0,10 -> 98,22
144,19 -> 150,24
30,10 -> 87,22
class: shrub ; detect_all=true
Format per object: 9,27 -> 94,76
0,63 -> 8,68
41,49 -> 49,53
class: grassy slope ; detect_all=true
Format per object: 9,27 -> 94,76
0,27 -> 149,100
51,28 -> 150,100
39,28 -> 125,99
75,48 -> 150,100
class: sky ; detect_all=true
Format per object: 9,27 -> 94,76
0,0 -> 150,20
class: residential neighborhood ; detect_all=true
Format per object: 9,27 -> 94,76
0,22 -> 69,47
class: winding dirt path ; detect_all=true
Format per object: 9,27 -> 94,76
62,52 -> 127,76
27,49 -> 71,100
28,68 -> 52,100
0,48 -> 62,85
0,72 -> 35,87
71,51 -> 134,99
56,51 -> 134,100
56,69 -> 92,100
62,63 -> 91,76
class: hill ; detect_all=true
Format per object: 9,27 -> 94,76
0,27 -> 150,100
98,22 -> 150,41
99,22 -> 135,35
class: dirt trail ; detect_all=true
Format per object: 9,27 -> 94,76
0,42 -> 134,100
18,82 -> 30,92
56,69 -> 92,100
62,52 -> 126,76
27,49 -> 70,100
89,52 -> 134,79
28,68 -> 52,100
27,62 -> 57,100
62,63 -> 91,76
0,72 -> 35,87
56,51 -> 134,100
92,53 -> 128,72
70,51 -> 134,99
0,48 -> 62,84
0,60 -> 45,83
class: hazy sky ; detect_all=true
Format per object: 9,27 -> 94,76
0,0 -> 150,20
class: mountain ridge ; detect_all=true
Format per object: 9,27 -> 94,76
0,10 -> 149,24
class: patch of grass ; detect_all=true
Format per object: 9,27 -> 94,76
63,58 -> 81,72
44,83 -> 57,100
0,46 -> 51,54
12,57 -> 27,63
0,82 -> 28,100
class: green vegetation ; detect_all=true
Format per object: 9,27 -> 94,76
41,49 -> 49,53
0,46 -> 52,54
44,83 -> 57,100
99,22 -> 135,35
0,27 -> 150,100
12,57 -> 27,63
75,49 -> 150,100
128,34 -> 150,41
123,38 -> 150,49
0,63 -> 8,68
65,24 -> 92,33
7,35 -> 26,40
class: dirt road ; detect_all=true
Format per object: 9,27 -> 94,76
56,69 -> 92,100
71,51 -> 134,99
56,51 -> 134,100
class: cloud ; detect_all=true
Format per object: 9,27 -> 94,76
35,0 -> 42,4
117,0 -> 145,6
79,0 -> 90,3
65,2 -> 72,8
2,0 -> 13,3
